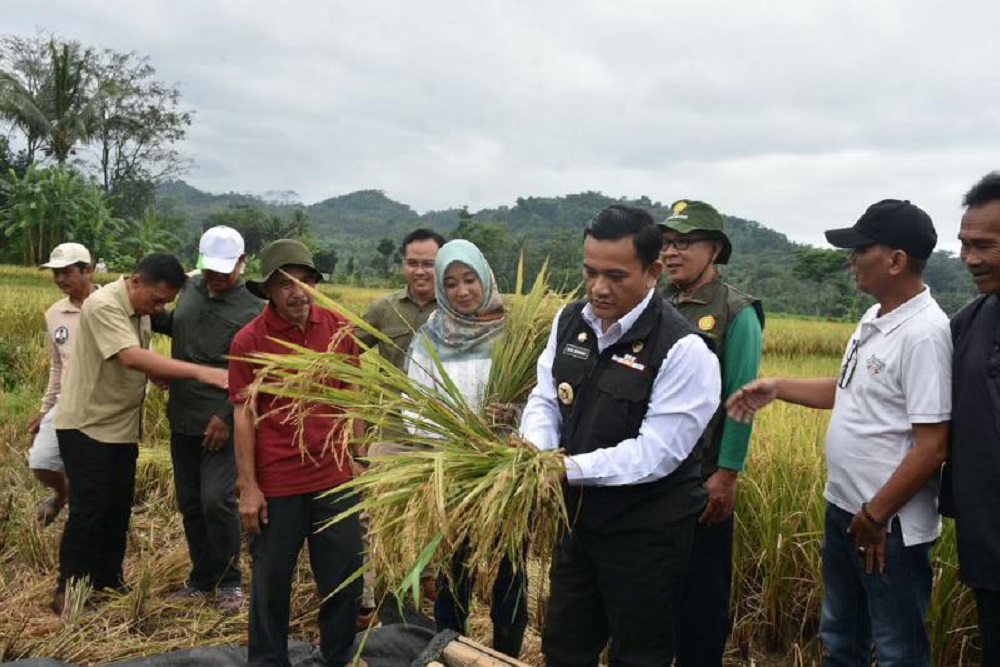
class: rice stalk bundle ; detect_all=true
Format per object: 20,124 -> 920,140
484,257 -> 576,407
241,282 -> 569,605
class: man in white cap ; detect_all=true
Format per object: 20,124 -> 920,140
152,226 -> 262,611
28,243 -> 98,526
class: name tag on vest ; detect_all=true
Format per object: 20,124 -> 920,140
611,353 -> 646,371
562,344 -> 590,360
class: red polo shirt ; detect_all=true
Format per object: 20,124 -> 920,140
229,303 -> 359,497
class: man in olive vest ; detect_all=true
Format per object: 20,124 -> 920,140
520,204 -> 721,666
658,200 -> 764,665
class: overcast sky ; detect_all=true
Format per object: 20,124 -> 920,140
6,0 -> 1000,250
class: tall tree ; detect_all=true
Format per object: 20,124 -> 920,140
0,39 -> 102,165
90,47 -> 192,195
371,237 -> 398,277
0,34 -> 51,160
793,248 -> 850,317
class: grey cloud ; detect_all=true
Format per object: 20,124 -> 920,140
4,0 -> 999,250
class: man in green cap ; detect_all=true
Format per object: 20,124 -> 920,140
229,239 -> 365,667
658,200 -> 764,665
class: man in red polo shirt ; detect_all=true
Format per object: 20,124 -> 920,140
229,239 -> 363,667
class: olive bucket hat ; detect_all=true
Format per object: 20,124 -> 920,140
657,199 -> 732,264
246,239 -> 323,299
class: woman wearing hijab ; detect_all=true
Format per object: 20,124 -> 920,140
405,239 -> 528,658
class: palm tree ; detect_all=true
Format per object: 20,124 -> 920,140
0,39 -> 100,165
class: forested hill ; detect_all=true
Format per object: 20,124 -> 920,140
156,181 -> 976,318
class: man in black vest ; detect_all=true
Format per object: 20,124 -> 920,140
945,171 -> 1000,665
520,205 -> 721,666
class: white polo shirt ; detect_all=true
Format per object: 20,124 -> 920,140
824,287 -> 952,547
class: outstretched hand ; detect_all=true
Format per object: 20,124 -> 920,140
726,379 -> 779,424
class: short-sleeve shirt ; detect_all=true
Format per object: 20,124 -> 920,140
160,275 -> 263,435
39,294 -> 89,413
824,288 -> 952,546
55,277 -> 152,444
358,289 -> 437,371
229,303 -> 359,498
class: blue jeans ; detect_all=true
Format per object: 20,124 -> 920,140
820,502 -> 933,667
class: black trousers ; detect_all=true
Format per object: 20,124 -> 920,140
543,516 -> 696,667
975,588 -> 1000,667
675,514 -> 735,666
171,432 -> 241,590
56,429 -> 137,592
435,542 -> 529,657
248,490 -> 362,667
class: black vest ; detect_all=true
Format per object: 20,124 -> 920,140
552,296 -> 708,532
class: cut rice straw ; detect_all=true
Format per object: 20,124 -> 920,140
239,261 -> 574,611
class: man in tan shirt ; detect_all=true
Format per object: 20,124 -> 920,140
54,254 -> 228,607
358,228 -> 444,370
356,228 -> 443,623
28,243 -> 99,526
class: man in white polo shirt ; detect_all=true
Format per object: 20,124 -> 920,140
727,199 -> 951,666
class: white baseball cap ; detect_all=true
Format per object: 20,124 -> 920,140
197,226 -> 245,273
40,242 -> 92,269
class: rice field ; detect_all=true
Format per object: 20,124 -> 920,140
0,265 -> 980,665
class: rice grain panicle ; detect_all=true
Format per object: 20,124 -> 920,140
241,261 -> 574,612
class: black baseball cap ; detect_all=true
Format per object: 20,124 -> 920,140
824,199 -> 937,260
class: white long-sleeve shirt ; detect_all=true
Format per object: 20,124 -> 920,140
519,289 -> 720,486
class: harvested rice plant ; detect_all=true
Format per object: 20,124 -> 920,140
0,265 -> 981,665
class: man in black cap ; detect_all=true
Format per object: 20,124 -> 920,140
945,171 -> 1000,665
727,200 -> 951,666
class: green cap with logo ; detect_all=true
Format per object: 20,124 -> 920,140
658,199 -> 732,264
246,239 -> 323,299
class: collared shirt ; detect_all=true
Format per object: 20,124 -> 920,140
520,289 -> 720,486
229,303 -> 359,498
825,287 -> 952,546
359,288 -> 438,371
55,277 -> 151,443
39,294 -> 90,413
153,275 -> 263,435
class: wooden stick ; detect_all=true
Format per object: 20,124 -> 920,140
441,635 -> 530,666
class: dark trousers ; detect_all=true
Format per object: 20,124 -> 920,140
975,588 -> 1000,667
675,514 -> 734,666
171,432 -> 241,590
543,516 -> 695,667
56,429 -> 137,592
248,490 -> 362,667
819,503 -> 933,667
435,543 -> 529,657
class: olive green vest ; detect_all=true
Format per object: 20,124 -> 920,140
662,278 -> 764,478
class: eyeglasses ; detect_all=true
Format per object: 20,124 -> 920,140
838,338 -> 860,389
661,235 -> 716,251
404,260 -> 435,270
